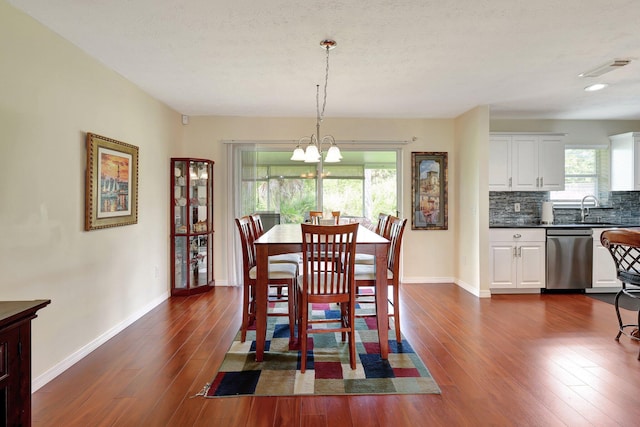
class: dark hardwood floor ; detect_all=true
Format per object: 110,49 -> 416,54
32,284 -> 640,426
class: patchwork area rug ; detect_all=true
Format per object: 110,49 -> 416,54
199,301 -> 440,397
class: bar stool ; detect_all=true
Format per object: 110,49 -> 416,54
601,228 -> 640,359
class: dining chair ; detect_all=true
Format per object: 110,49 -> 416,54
355,213 -> 391,265
309,211 -> 323,225
601,228 -> 640,359
250,213 -> 301,265
297,223 -> 359,372
249,213 -> 301,298
235,216 -> 298,343
354,216 -> 407,344
331,211 -> 341,224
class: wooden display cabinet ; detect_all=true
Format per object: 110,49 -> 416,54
171,158 -> 214,295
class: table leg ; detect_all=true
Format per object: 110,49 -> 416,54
254,245 -> 268,362
374,243 -> 389,359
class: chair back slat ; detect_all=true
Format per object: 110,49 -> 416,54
249,213 -> 264,238
386,216 -> 407,273
235,216 -> 257,271
376,213 -> 391,237
301,223 -> 358,296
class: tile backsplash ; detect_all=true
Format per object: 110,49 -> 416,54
489,191 -> 640,225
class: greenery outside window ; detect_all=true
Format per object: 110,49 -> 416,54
549,146 -> 609,207
237,148 -> 398,224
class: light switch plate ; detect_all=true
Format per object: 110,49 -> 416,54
514,203 -> 520,212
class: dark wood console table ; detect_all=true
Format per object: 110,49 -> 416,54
0,300 -> 50,427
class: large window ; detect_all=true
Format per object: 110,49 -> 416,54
237,148 -> 399,224
550,146 -> 609,206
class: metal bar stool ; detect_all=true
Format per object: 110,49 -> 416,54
601,228 -> 640,359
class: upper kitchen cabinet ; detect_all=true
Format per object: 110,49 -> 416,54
610,132 -> 640,191
489,133 -> 565,191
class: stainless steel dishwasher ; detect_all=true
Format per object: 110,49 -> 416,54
546,228 -> 593,289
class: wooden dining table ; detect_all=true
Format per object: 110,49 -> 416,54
254,223 -> 391,362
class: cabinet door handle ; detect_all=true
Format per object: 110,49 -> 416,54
513,233 -> 521,238
509,177 -> 512,188
513,246 -> 518,257
517,247 -> 522,257
540,177 -> 543,187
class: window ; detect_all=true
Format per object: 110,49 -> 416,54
236,147 -> 399,223
549,146 -> 609,206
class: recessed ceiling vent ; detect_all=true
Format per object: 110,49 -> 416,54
579,59 -> 632,77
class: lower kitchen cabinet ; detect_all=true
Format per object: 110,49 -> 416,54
592,228 -> 621,288
490,229 -> 546,289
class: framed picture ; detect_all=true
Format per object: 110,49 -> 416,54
411,152 -> 448,230
85,132 -> 139,231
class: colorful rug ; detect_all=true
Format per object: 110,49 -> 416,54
199,300 -> 440,397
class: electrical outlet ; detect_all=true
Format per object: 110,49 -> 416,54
514,203 -> 521,212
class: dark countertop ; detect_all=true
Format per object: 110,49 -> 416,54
490,223 -> 640,229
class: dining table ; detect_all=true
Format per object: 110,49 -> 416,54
253,223 -> 391,362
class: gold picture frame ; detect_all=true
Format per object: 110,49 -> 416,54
85,132 -> 139,231
411,152 -> 448,230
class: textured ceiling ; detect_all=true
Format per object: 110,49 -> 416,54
8,0 -> 640,119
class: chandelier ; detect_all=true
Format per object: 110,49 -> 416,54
290,39 -> 342,163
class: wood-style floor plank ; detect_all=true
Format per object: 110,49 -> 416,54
32,283 -> 640,426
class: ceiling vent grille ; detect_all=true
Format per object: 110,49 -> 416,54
579,59 -> 632,77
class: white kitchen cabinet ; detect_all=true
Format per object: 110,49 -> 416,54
488,136 -> 511,191
592,228 -> 621,288
490,229 -> 546,289
489,133 -> 565,191
610,132 -> 640,191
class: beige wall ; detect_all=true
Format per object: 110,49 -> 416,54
455,107 -> 490,296
181,116 -> 460,285
1,2 -> 181,387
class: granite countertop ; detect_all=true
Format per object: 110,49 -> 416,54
490,223 -> 640,229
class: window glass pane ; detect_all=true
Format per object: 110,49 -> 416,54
238,148 -> 398,223
565,149 -> 596,174
323,164 -> 364,178
322,178 -> 363,216
550,147 -> 609,205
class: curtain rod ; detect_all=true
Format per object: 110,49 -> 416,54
222,138 -> 416,145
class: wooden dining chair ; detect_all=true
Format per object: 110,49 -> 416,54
249,213 -> 301,298
235,216 -> 298,343
297,223 -> 359,372
331,211 -> 341,224
309,211 -> 323,225
354,216 -> 407,344
250,213 -> 301,265
355,213 -> 391,265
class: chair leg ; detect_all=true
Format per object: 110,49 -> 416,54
287,280 -> 296,344
348,305 -> 356,370
300,297 -> 308,373
241,283 -> 251,342
393,283 -> 402,344
340,302 -> 347,342
615,290 -> 624,340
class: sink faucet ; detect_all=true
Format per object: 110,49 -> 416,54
580,195 -> 600,222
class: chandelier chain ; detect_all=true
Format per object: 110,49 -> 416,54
319,44 -> 330,123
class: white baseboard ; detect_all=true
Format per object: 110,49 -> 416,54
32,292 -> 169,392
